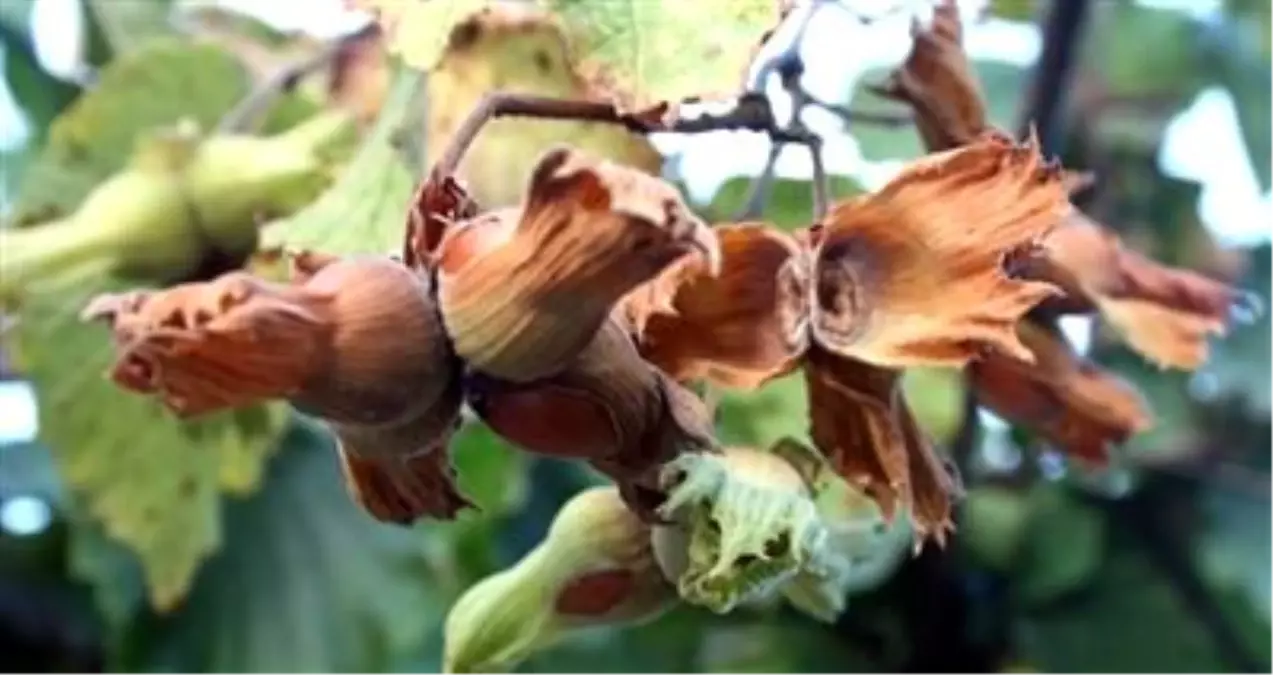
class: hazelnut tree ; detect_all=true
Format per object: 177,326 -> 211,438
1,0 -> 1268,672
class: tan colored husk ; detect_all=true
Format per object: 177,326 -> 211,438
1032,213 -> 1241,370
83,254 -> 470,521
625,223 -> 809,390
465,316 -> 715,518
437,147 -> 719,383
969,320 -> 1154,462
809,132 -> 1068,369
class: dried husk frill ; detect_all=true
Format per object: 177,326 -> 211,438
628,132 -> 1071,545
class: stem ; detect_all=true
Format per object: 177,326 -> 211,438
216,25 -> 374,134
776,55 -> 829,222
802,91 -> 912,129
429,91 -> 821,184
734,143 -> 781,220
0,218 -> 120,297
431,94 -> 635,180
271,108 -> 357,158
807,138 -> 828,222
427,1 -> 845,224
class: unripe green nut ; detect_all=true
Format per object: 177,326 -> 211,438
0,111 -> 352,297
653,446 -> 833,614
443,487 -> 673,673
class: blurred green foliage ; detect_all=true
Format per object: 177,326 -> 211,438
0,0 -> 1268,672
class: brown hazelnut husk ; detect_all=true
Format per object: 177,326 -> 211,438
83,253 -> 471,523
463,316 -> 716,520
434,147 -> 720,383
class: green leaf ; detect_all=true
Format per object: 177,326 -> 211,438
541,0 -> 775,105
960,485 -> 1031,573
131,420 -> 447,672
8,271 -> 287,611
716,372 -> 810,448
67,519 -> 148,634
372,0 -> 773,106
1017,541 -> 1255,672
448,422 -> 529,515
12,40 -> 251,224
902,367 -> 966,445
417,422 -> 533,600
262,69 -> 421,255
1014,483 -> 1107,607
83,0 -> 175,55
702,175 -> 865,230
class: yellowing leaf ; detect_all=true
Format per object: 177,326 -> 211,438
425,3 -> 662,207
361,0 -> 778,106
545,0 -> 780,104
262,69 -> 421,254
352,0 -> 490,70
8,271 -> 287,610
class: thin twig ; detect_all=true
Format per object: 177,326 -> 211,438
734,143 -> 782,221
746,0 -> 834,222
431,95 -> 626,179
806,95 -> 913,128
807,138 -> 829,221
776,56 -> 829,222
429,0 -> 844,221
216,25 -> 375,133
429,91 -> 819,181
